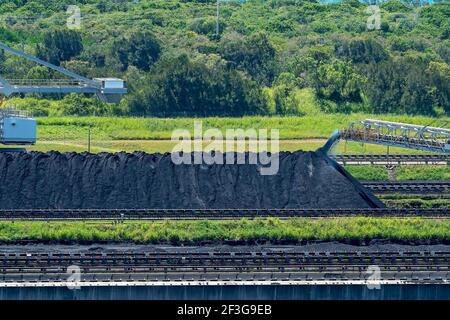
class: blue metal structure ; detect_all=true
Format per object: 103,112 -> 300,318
0,109 -> 36,145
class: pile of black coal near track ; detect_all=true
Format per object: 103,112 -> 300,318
0,151 -> 383,209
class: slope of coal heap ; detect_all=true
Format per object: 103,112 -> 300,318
0,151 -> 383,209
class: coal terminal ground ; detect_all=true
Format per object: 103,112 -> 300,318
0,151 -> 448,300
0,244 -> 449,286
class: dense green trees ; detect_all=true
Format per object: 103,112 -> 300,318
36,30 -> 83,66
313,59 -> 366,103
0,0 -> 448,117
272,73 -> 301,114
428,62 -> 450,113
129,54 -> 267,116
335,38 -> 388,64
111,31 -> 161,72
219,32 -> 277,85
364,57 -> 441,115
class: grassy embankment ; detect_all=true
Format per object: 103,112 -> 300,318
345,165 -> 450,181
23,114 -> 449,153
35,114 -> 447,140
380,195 -> 450,209
0,218 -> 448,243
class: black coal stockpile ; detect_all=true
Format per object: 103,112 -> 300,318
0,151 -> 383,209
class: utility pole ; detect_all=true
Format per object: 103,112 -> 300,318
88,124 -> 91,153
216,0 -> 220,37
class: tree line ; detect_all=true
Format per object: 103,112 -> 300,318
0,0 -> 448,117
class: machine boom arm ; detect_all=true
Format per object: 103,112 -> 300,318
0,42 -> 126,102
0,43 -> 97,86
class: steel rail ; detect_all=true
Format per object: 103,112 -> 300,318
0,265 -> 448,276
1,255 -> 448,266
1,251 -> 449,265
0,208 -> 448,220
332,154 -> 449,165
362,181 -> 450,194
0,250 -> 448,285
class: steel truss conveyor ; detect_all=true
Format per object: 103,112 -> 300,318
339,119 -> 450,154
362,181 -> 450,195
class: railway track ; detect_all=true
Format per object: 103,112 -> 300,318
332,154 -> 449,166
0,248 -> 449,285
0,208 -> 448,220
362,181 -> 450,194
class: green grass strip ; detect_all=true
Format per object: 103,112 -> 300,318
0,218 -> 449,243
36,114 -> 448,140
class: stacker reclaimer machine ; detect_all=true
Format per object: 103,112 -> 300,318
0,42 -> 126,148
